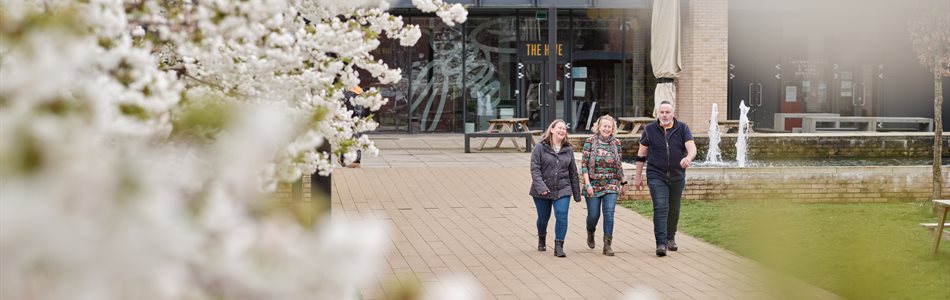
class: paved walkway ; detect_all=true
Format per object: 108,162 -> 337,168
332,134 -> 834,300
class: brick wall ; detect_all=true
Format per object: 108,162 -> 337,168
678,0 -> 729,133
624,166 -> 950,202
566,132 -> 950,202
274,175 -> 313,203
568,133 -> 950,158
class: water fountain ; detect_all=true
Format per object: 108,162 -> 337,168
698,101 -> 748,167
705,103 -> 722,164
597,100 -> 949,203
736,100 -> 751,167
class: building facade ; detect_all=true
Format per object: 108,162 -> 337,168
365,0 -> 946,134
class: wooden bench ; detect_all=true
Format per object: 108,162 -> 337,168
464,132 -> 535,153
876,126 -> 922,132
920,223 -> 950,240
812,127 -> 864,132
801,116 -> 876,133
874,117 -> 933,132
801,116 -> 934,133
929,199 -> 949,256
522,129 -> 543,147
773,113 -> 840,132
617,117 -> 655,135
477,118 -> 534,151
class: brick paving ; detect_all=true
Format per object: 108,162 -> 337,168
332,134 -> 836,300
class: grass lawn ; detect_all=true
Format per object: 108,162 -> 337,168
622,200 -> 950,300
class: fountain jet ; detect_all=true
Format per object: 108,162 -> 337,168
737,100 -> 751,167
706,103 -> 722,164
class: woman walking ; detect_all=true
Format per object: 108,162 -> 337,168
581,115 -> 626,256
529,119 -> 582,257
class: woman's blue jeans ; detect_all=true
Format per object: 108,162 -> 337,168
534,196 -> 570,240
647,178 -> 686,246
586,192 -> 618,236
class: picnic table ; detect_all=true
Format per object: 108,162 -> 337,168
617,117 -> 655,135
475,118 -> 538,152
928,199 -> 950,256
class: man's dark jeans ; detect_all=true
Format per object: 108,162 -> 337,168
647,178 -> 685,246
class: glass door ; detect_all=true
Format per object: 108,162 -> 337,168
553,63 -> 570,130
728,10 -> 782,130
519,61 -> 574,132
834,65 -> 879,117
519,61 -> 547,130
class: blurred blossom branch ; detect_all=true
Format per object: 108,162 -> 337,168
0,0 -> 465,299
908,0 -> 950,77
908,0 -> 949,199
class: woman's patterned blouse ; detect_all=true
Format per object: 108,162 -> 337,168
581,136 -> 625,198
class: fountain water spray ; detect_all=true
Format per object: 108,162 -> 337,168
706,103 -> 722,164
736,100 -> 751,167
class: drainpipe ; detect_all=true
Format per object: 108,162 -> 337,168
547,3 -> 557,125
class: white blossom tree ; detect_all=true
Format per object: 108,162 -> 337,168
0,0 -> 466,299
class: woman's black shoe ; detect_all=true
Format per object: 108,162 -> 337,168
554,240 -> 566,257
587,231 -> 595,249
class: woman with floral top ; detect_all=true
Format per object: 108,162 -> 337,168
581,115 -> 627,256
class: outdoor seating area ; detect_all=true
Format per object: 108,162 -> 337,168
464,131 -> 534,153
465,118 -> 541,153
769,113 -> 935,133
616,117 -> 654,134
798,116 -> 933,133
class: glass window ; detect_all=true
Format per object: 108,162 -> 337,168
595,0 -> 651,9
408,17 -> 464,133
365,37 -> 411,132
464,17 -> 518,132
479,0 -> 534,7
538,0 -> 589,8
380,8 -> 654,133
393,0 -> 475,7
625,10 -> 651,117
571,9 -> 625,124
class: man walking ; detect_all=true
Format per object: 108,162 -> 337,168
343,85 -> 365,168
633,100 -> 697,257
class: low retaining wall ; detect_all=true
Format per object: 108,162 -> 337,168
569,132 -> 950,158
623,165 -> 950,202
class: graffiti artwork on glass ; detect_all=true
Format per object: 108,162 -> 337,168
409,18 -> 514,132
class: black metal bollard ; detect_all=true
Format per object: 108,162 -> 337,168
311,142 -> 332,216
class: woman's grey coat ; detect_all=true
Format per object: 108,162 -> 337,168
529,140 -> 582,201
